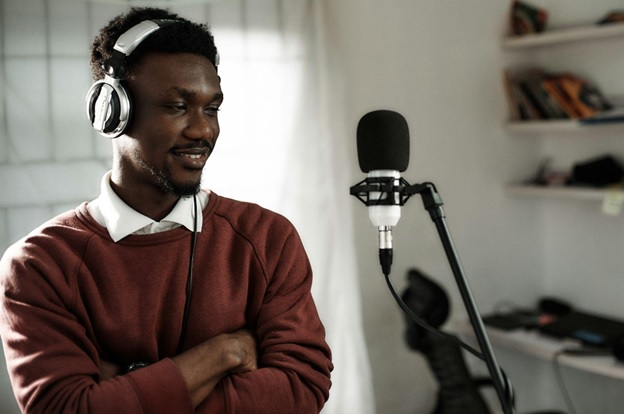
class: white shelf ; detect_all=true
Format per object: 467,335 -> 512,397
503,23 -> 624,49
505,120 -> 583,132
505,120 -> 624,133
458,321 -> 624,380
506,185 -> 609,201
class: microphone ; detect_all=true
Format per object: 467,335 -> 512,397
351,111 -> 517,414
353,110 -> 410,276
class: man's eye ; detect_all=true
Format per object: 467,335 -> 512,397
167,104 -> 186,112
206,106 -> 221,115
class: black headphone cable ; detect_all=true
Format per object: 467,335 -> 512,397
177,193 -> 199,354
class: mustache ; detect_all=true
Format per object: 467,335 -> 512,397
171,140 -> 214,152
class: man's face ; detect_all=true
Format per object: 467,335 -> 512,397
116,52 -> 223,197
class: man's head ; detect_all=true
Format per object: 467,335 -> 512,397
90,7 -> 218,82
91,7 -> 223,202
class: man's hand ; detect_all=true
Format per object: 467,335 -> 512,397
226,329 -> 258,374
99,360 -> 121,381
173,328 -> 259,407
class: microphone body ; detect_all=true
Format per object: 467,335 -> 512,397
353,110 -> 410,275
366,170 -> 402,276
368,170 -> 401,248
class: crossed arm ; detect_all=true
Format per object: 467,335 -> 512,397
99,329 -> 258,408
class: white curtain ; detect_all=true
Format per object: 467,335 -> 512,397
199,1 -> 376,412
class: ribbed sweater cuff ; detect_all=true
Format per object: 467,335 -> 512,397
127,358 -> 194,413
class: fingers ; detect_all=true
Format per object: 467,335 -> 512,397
228,329 -> 258,373
99,360 -> 121,380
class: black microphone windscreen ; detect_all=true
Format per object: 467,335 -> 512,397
357,110 -> 410,173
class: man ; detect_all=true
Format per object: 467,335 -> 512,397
0,7 -> 332,413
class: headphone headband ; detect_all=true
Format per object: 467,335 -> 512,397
104,19 -> 178,78
114,19 -> 176,55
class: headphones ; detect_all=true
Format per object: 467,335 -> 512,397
86,19 -> 178,138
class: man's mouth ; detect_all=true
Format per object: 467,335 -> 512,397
176,152 -> 205,159
170,142 -> 213,167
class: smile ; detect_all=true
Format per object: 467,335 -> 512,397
180,153 -> 203,159
171,147 -> 210,169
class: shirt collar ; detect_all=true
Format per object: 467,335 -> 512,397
90,171 -> 205,242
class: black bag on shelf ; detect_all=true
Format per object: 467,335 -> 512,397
568,155 -> 624,187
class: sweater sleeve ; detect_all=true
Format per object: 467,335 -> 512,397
198,218 -> 333,414
0,240 -> 194,414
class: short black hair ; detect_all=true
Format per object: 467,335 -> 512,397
90,7 -> 218,81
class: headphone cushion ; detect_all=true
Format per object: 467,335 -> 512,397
86,80 -> 131,138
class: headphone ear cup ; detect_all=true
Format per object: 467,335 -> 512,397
86,79 -> 131,138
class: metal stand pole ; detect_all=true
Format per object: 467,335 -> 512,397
406,182 -> 516,414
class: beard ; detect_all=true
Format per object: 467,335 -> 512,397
137,159 -> 201,197
151,166 -> 201,197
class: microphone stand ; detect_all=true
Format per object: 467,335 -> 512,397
350,176 -> 516,413
404,182 -> 516,414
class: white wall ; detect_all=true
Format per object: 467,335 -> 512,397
322,0 -> 624,413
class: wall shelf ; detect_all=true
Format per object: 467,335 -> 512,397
504,22 -> 624,203
505,119 -> 624,133
502,23 -> 624,49
505,120 -> 583,133
505,185 -> 609,201
458,321 -> 624,380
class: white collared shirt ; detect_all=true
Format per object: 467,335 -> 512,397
87,171 -> 209,242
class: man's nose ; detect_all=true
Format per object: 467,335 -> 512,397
184,110 -> 217,140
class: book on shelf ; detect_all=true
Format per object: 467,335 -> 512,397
542,75 -> 582,118
557,74 -> 610,118
580,107 -> 624,124
510,1 -> 548,35
504,68 -> 612,122
597,10 -> 624,25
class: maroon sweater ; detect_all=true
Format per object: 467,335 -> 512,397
0,193 -> 332,413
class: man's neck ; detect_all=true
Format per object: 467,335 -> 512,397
109,179 -> 180,222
